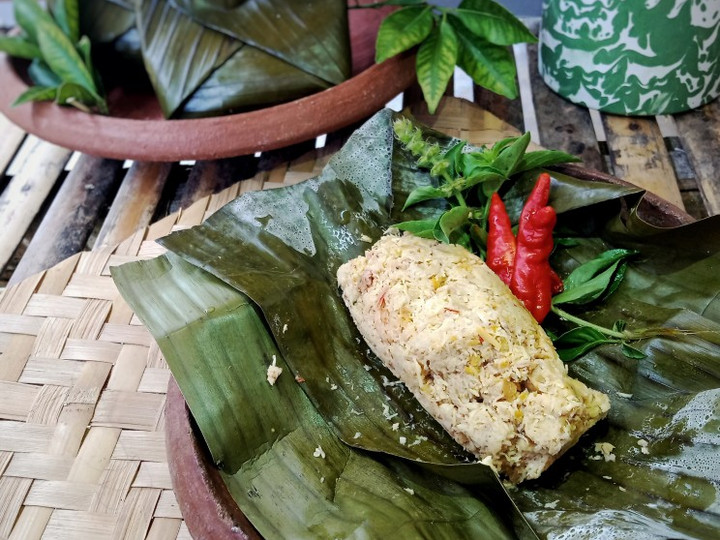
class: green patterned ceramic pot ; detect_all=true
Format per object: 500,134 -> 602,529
539,0 -> 720,115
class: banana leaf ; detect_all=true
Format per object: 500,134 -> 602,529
132,0 -> 349,118
113,251 -> 528,539
113,109 -> 720,538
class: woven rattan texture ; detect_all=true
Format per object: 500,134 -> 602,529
0,154 -> 328,540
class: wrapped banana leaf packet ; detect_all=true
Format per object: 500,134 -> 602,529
112,110 -> 720,539
80,0 -> 350,117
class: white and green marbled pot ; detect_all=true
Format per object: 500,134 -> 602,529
539,0 -> 720,115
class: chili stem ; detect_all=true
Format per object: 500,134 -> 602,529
551,305 -> 626,339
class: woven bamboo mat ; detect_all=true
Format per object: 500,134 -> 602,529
0,100 -> 525,539
0,151 -> 340,540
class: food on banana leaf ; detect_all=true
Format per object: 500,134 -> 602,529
113,108 -> 720,539
81,0 -> 350,118
337,233 -> 610,483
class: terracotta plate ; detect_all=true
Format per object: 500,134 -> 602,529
164,165 -> 692,539
0,6 -> 416,162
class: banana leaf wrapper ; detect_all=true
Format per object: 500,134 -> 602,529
113,110 -> 720,539
134,0 -> 349,118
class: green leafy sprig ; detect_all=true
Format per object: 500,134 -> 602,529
356,0 -> 537,113
0,0 -> 107,113
392,118 -> 694,361
393,116 -> 579,253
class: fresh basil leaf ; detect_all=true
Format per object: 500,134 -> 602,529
455,0 -> 537,46
604,261 -> 629,300
450,17 -> 517,100
552,261 -> 622,306
563,248 -> 638,291
516,150 -> 581,172
493,131 -> 530,176
13,0 -> 54,44
0,35 -> 42,59
621,343 -> 647,360
443,140 -> 467,178
416,16 -> 458,114
28,58 -> 63,87
403,185 -> 448,210
480,177 -> 506,198
36,19 -> 97,91
489,136 -> 522,157
375,5 -> 435,63
436,205 -> 470,243
12,85 -> 58,106
612,320 -> 627,333
552,327 -> 615,362
53,0 -> 80,43
394,218 -> 438,239
554,237 -> 581,248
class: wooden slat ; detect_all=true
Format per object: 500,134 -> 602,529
9,155 -> 124,286
674,99 -> 720,215
602,115 -> 685,209
0,137 -> 72,269
94,162 -> 171,249
167,156 -> 257,214
0,113 -> 25,176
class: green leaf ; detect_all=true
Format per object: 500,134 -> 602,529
416,16 -> 458,114
27,59 -> 63,87
562,248 -> 638,291
76,35 -> 104,94
13,0 -> 54,44
375,5 -> 434,63
436,205 -> 470,243
0,35 -> 41,59
402,185 -> 448,209
35,19 -> 96,90
78,0 -> 136,44
492,131 -> 530,176
137,0 -> 342,118
12,85 -> 57,106
515,150 -> 581,172
454,0 -> 537,45
56,81 -> 108,113
451,17 -> 518,99
112,252 -> 520,540
552,261 -> 623,306
170,0 -> 351,86
621,342 -> 647,359
552,327 -> 615,362
394,218 -> 438,239
52,0 -> 80,43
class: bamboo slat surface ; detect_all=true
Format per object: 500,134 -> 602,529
0,33 -> 719,539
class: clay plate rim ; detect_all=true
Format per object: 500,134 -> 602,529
0,6 -> 416,162
164,166 -> 694,539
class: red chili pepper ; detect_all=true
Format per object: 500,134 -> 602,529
487,192 -> 516,286
509,173 -> 557,323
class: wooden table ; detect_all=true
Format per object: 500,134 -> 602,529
0,40 -> 719,539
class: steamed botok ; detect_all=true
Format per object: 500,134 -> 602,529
337,233 -> 610,483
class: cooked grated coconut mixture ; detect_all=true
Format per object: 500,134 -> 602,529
266,356 -> 283,386
337,233 -> 610,483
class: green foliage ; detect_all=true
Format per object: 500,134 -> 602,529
1,0 -> 107,113
371,0 -> 537,113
